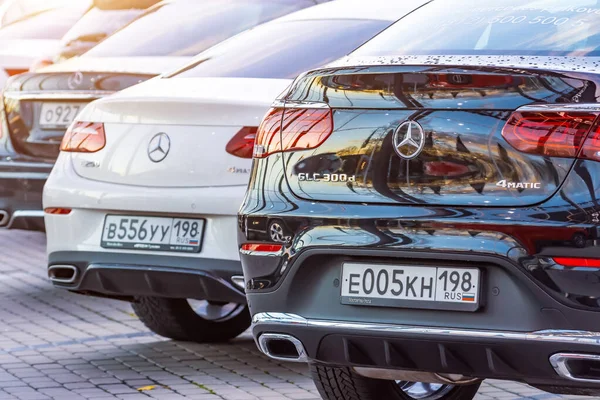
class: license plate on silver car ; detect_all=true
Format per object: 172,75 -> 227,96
39,102 -> 83,129
101,215 -> 204,253
340,263 -> 481,312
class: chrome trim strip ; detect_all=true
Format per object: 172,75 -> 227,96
239,249 -> 283,257
252,312 -> 600,346
550,353 -> 600,383
0,172 -> 50,179
257,333 -> 308,363
7,210 -> 45,229
3,91 -> 113,101
48,265 -> 78,284
284,101 -> 330,109
0,161 -> 54,168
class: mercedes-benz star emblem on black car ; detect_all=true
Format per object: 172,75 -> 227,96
147,133 -> 171,163
393,120 -> 425,160
67,71 -> 84,90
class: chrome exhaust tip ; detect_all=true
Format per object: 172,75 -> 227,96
231,275 -> 245,290
258,333 -> 307,363
48,265 -> 78,284
550,353 -> 600,383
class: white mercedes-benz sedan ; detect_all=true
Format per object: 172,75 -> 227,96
42,0 -> 429,343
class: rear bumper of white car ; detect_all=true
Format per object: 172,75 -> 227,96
44,154 -> 248,302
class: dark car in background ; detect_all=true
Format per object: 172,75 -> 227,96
0,0 -> 324,231
239,0 -> 600,399
31,0 -> 162,70
0,0 -> 90,82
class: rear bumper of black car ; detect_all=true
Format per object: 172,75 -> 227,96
252,312 -> 600,395
0,158 -> 52,231
238,153 -> 600,395
48,251 -> 246,303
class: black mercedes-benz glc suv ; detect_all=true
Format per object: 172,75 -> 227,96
238,0 -> 600,398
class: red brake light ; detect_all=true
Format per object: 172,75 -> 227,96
60,122 -> 106,153
44,208 -> 72,215
226,127 -> 258,159
254,108 -> 284,158
502,112 -> 597,158
253,106 -> 333,159
280,108 -> 333,153
553,257 -> 600,268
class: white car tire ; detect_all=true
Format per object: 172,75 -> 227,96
132,296 -> 250,342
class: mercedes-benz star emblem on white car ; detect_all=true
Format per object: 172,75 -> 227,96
393,120 -> 425,160
147,133 -> 171,163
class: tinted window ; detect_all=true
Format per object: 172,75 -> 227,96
170,19 -> 388,80
355,0 -> 600,57
84,0 -> 314,57
0,5 -> 87,39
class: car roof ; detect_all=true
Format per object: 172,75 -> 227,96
275,0 -> 431,22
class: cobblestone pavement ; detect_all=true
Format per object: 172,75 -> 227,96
0,231 -> 592,400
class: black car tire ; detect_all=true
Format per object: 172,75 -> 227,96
132,296 -> 250,343
310,364 -> 481,400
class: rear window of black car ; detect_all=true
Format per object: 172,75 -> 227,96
354,0 -> 600,57
83,0 -> 315,57
169,19 -> 389,79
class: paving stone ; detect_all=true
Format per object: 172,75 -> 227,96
0,231 -> 589,400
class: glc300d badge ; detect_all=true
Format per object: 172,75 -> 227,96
147,132 -> 171,163
393,120 -> 425,160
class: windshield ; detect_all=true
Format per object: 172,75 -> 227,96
355,0 -> 600,57
169,19 -> 389,80
84,0 -> 314,57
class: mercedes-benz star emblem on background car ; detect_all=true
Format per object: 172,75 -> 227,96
67,71 -> 84,90
147,133 -> 171,163
393,120 -> 425,160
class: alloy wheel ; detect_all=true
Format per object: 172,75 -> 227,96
186,300 -> 246,322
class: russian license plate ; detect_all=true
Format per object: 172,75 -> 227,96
101,215 -> 204,253
341,263 -> 481,312
39,102 -> 83,128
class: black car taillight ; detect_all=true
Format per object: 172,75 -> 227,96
502,111 -> 600,161
226,127 -> 258,159
253,106 -> 333,158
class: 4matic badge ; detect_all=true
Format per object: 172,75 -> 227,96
496,180 -> 541,189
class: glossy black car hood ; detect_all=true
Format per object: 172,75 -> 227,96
282,64 -> 598,207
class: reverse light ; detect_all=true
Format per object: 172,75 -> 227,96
253,106 -> 333,158
240,243 -> 283,256
44,208 -> 72,215
60,122 -> 106,153
226,127 -> 258,159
